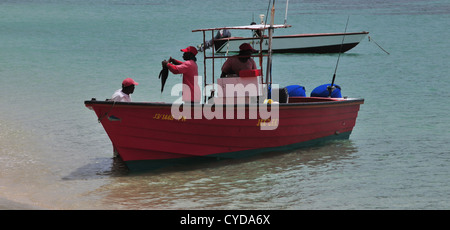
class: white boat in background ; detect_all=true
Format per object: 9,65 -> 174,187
198,0 -> 369,54
213,31 -> 369,54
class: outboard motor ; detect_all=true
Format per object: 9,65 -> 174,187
311,84 -> 342,98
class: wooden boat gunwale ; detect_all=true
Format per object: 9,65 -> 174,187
85,97 -> 364,110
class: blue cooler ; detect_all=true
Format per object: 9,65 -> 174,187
311,84 -> 342,98
285,85 -> 306,97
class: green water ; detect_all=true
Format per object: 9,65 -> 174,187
1,0 -> 449,209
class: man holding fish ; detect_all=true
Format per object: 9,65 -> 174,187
161,46 -> 201,103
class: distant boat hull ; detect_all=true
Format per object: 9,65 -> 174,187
85,97 -> 364,171
214,32 -> 369,53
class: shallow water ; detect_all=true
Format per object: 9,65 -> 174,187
1,0 -> 449,209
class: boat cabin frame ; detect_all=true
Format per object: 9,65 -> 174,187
192,23 -> 291,104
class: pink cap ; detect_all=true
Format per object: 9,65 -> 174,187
122,78 -> 138,87
181,46 -> 198,56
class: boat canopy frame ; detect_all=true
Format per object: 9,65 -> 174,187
192,24 -> 291,103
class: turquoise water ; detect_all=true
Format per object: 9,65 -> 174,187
1,0 -> 449,209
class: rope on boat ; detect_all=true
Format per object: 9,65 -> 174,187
97,100 -> 116,123
368,36 -> 390,55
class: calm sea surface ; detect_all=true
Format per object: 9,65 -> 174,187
1,0 -> 449,209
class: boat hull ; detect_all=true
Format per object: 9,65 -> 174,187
85,97 -> 363,171
214,32 -> 369,53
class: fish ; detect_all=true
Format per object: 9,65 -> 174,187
159,61 -> 169,93
107,115 -> 121,122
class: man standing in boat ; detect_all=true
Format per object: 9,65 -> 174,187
197,29 -> 231,52
110,77 -> 138,102
221,43 -> 257,78
162,46 -> 201,103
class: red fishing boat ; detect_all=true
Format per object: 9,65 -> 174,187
84,3 -> 364,171
85,98 -> 363,170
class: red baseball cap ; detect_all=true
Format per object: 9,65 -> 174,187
239,43 -> 257,53
122,78 -> 139,87
181,46 -> 198,56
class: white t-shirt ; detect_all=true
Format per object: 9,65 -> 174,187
111,89 -> 131,102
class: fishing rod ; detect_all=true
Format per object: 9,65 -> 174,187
328,15 -> 350,97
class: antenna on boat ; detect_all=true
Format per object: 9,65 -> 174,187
284,0 -> 289,25
328,15 -> 350,97
265,0 -> 276,99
